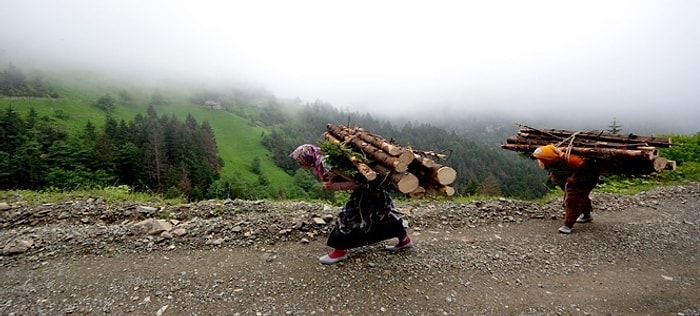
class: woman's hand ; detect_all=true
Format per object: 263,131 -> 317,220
321,168 -> 361,191
323,179 -> 361,191
322,181 -> 335,190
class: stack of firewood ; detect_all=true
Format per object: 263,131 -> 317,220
324,124 -> 457,198
501,125 -> 675,175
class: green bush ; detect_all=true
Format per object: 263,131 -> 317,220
165,186 -> 183,200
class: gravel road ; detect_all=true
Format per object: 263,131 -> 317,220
1,183 -> 699,315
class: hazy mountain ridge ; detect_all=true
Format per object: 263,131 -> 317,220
2,63 -> 694,200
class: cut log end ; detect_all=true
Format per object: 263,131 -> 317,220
435,166 -> 457,185
395,172 -> 419,194
652,157 -> 668,173
442,186 -> 456,196
408,186 -> 426,199
426,185 -> 455,197
665,160 -> 677,171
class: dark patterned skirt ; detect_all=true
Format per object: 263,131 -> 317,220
326,188 -> 407,250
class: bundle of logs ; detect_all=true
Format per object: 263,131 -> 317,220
501,125 -> 675,175
323,123 -> 457,198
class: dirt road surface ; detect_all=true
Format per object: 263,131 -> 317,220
1,183 -> 699,315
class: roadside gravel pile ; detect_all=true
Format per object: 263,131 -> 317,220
1,183 -> 698,315
0,187 -> 656,258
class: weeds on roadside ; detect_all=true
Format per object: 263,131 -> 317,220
0,185 -> 186,206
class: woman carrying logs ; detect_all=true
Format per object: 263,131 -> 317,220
289,144 -> 414,264
533,144 -> 601,234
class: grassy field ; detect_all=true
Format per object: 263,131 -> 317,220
0,77 -> 295,191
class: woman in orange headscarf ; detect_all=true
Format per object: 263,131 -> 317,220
533,144 -> 600,234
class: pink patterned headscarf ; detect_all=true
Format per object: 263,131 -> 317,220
289,144 -> 323,178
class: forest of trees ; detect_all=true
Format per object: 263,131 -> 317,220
0,105 -> 222,201
258,101 -> 551,201
3,64 -> 696,202
0,64 -> 58,98
0,64 -> 555,201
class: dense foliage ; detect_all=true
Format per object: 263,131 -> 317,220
660,133 -> 700,166
0,105 -> 222,201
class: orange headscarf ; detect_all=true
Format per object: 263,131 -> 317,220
533,144 -> 585,169
533,144 -> 562,168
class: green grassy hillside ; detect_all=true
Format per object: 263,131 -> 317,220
0,75 -> 295,191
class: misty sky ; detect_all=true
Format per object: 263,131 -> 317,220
2,0 -> 699,133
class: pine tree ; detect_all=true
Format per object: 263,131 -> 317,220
143,106 -> 169,192
608,117 -> 622,134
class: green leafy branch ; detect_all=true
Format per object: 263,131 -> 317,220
318,140 -> 367,178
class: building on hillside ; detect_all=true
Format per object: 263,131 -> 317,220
204,100 -> 223,110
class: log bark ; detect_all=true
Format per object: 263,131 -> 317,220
500,144 -> 658,161
414,149 -> 448,160
327,125 -> 408,172
566,147 -> 657,160
503,125 -> 675,176
408,186 -> 426,199
600,157 -> 672,175
515,134 -> 662,149
411,164 -> 457,185
506,134 -> 654,149
323,123 -> 457,198
412,154 -> 439,168
333,123 -> 415,164
424,183 -> 456,197
517,126 -> 672,147
350,126 -> 403,156
372,163 -> 419,194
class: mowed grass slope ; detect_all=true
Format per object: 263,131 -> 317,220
0,77 -> 295,191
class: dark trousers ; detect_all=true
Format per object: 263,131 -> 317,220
326,189 -> 407,250
563,179 -> 597,228
326,215 -> 406,249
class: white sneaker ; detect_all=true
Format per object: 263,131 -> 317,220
577,214 -> 593,223
558,226 -> 572,234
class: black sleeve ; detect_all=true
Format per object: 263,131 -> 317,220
572,160 -> 600,185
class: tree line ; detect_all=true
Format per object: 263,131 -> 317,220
259,101 -> 551,201
0,105 -> 222,200
0,64 -> 559,201
4,65 -> 693,202
0,64 -> 58,98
